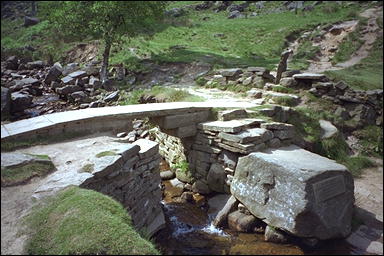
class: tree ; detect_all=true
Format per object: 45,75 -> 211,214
40,1 -> 167,83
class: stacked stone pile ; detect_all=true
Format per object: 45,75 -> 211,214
206,67 -> 275,88
1,56 -> 122,120
187,110 -> 296,195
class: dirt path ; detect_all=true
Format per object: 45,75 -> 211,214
347,158 -> 383,255
288,6 -> 383,73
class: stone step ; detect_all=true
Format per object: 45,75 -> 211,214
197,118 -> 265,133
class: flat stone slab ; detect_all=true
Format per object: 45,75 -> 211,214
218,128 -> 273,144
198,119 -> 264,133
1,152 -> 34,168
264,91 -> 300,100
231,145 -> 354,240
293,73 -> 326,80
133,139 -> 159,159
218,109 -> 248,121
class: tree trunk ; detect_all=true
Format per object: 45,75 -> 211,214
100,40 -> 111,83
31,1 -> 36,16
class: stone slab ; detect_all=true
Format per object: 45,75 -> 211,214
197,119 -> 264,133
231,145 -> 354,240
293,73 -> 326,80
133,139 -> 159,159
218,128 -> 273,144
162,111 -> 209,129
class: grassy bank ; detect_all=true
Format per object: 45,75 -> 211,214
24,186 -> 159,255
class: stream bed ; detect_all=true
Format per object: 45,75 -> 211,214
154,160 -> 362,255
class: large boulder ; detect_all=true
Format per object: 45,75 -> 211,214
231,145 -> 354,240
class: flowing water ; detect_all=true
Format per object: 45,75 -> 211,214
154,160 -> 362,255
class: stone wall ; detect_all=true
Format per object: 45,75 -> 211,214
187,117 -> 296,195
79,139 -> 165,236
151,126 -> 187,167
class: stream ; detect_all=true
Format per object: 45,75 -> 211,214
154,160 -> 363,255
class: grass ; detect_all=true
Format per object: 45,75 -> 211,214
1,131 -> 89,152
119,85 -> 204,105
287,106 -> 374,177
271,85 -> 295,94
24,186 -> 160,255
109,1 -> 366,71
290,40 -> 320,70
324,35 -> 383,90
96,151 -> 118,158
1,161 -> 55,186
267,95 -> 299,107
80,164 -> 94,173
352,125 -> 383,158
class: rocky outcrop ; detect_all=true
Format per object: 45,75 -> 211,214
231,145 -> 354,240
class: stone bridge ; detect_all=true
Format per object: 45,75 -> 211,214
1,101 -> 354,240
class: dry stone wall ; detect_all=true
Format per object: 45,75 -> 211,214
78,139 -> 165,236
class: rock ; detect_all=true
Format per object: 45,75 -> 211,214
192,180 -> 211,195
160,170 -> 175,180
279,77 -> 298,87
169,178 -> 185,189
1,87 -> 11,120
282,70 -> 301,78
70,91 -> 87,102
165,7 -> 186,17
68,70 -> 87,79
275,49 -> 293,84
180,191 -> 194,203
219,68 -> 242,77
231,145 -> 354,240
10,91 -> 33,112
207,163 -> 226,193
25,60 -> 45,70
228,4 -> 245,12
195,1 -> 213,10
218,150 -> 238,169
228,10 -> 245,19
335,107 -> 350,121
265,226 -> 289,243
198,119 -> 264,133
228,210 -> 259,232
24,16 -> 39,27
5,56 -> 18,70
319,119 -> 338,139
218,109 -> 248,121
293,73 -> 326,80
213,195 -> 239,228
247,88 -> 263,98
104,91 -> 119,102
62,63 -> 80,76
242,76 -> 253,86
56,85 -> 82,95
89,76 -> 102,89
44,63 -> 62,84
61,75 -> 75,85
350,104 -> 376,125
219,127 -> 273,144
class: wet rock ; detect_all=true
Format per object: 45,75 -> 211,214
228,210 -> 259,232
10,91 -> 33,112
207,163 -> 226,193
180,191 -> 194,203
213,195 -> 238,228
1,87 -> 11,120
160,170 -> 175,180
231,145 -> 354,240
265,226 -> 289,243
192,180 -> 211,195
